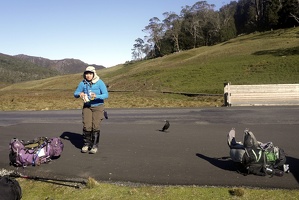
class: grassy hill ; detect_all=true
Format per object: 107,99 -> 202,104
0,27 -> 298,111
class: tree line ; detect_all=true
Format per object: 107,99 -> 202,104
131,0 -> 299,61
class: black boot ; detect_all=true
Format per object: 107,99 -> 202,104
82,130 -> 92,153
90,130 -> 100,154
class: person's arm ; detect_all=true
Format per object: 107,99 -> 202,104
97,80 -> 108,100
74,81 -> 84,98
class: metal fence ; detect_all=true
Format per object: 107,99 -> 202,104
224,83 -> 299,106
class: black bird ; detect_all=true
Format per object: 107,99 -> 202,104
160,120 -> 170,132
103,110 -> 108,119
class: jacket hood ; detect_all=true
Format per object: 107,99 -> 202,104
84,66 -> 99,83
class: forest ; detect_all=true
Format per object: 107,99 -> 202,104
131,0 -> 299,60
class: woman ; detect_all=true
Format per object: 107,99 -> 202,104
74,66 -> 108,154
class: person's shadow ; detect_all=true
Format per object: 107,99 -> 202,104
196,154 -> 299,184
285,156 -> 299,184
196,153 -> 236,172
60,132 -> 84,150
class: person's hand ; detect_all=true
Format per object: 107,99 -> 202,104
79,92 -> 85,99
90,92 -> 96,100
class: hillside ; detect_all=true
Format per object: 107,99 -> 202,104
0,53 -> 60,88
0,27 -> 298,111
0,53 -> 105,88
14,54 -> 105,74
102,28 -> 299,94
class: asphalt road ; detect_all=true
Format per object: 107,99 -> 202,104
0,107 -> 298,189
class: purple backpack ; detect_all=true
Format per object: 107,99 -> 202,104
48,137 -> 64,157
9,137 -> 64,167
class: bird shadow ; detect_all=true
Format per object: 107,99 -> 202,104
156,129 -> 169,133
60,131 -> 84,150
196,153 -> 236,172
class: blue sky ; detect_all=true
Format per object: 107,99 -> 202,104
1,0 -> 232,67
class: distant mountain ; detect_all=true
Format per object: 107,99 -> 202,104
0,53 -> 61,86
14,54 -> 105,74
0,53 -> 105,87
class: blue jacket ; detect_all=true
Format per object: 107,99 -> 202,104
74,79 -> 108,107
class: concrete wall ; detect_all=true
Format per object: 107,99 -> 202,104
224,83 -> 299,106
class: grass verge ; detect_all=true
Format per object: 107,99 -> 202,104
17,178 -> 299,200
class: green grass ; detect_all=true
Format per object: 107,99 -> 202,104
0,28 -> 299,110
17,178 -> 299,200
0,28 -> 298,111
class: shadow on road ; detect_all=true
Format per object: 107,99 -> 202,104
286,156 -> 299,184
197,154 -> 299,184
60,132 -> 83,149
196,153 -> 236,172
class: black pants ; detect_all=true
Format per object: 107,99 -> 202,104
83,130 -> 100,148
